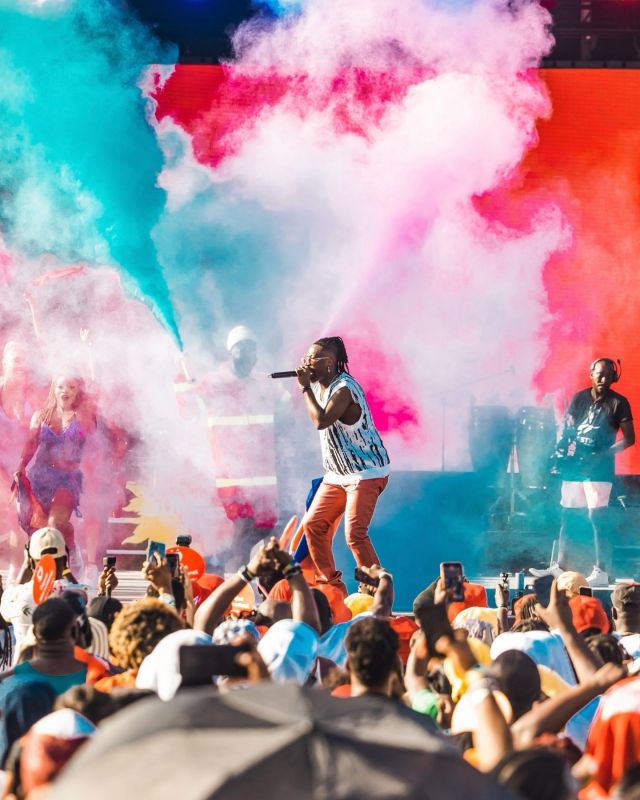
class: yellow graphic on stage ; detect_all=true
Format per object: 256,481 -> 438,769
121,482 -> 180,545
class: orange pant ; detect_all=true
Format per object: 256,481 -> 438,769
304,476 -> 388,592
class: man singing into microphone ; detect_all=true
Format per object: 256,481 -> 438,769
296,337 -> 390,595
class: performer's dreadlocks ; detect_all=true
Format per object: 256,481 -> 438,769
313,336 -> 349,374
0,612 -> 12,669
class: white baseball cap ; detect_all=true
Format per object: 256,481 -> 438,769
29,527 -> 66,559
226,325 -> 256,352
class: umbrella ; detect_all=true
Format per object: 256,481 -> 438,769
50,683 -> 516,800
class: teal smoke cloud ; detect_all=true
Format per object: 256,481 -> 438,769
0,0 -> 181,342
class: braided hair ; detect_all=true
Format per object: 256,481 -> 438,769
313,336 -> 349,374
0,615 -> 12,669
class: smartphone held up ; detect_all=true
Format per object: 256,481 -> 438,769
440,561 -> 464,603
179,644 -> 251,686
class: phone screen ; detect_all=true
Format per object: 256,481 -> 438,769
166,553 -> 180,577
533,575 -> 554,608
414,602 -> 454,657
146,540 -> 166,563
440,562 -> 464,602
179,644 -> 250,685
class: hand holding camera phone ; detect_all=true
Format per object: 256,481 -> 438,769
495,572 -> 510,609
176,535 -> 192,548
101,556 -> 117,598
166,552 -> 180,578
146,540 -> 167,564
354,567 -> 380,588
533,574 -> 554,608
414,602 -> 454,658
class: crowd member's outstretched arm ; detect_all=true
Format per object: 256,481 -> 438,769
495,579 -> 510,634
535,580 -> 602,682
181,567 -> 196,627
142,553 -> 175,608
436,633 -> 511,770
194,574 -> 246,635
511,662 -> 626,748
194,545 -> 275,635
267,539 -> 321,634
13,411 -> 41,481
470,680 -> 513,772
405,630 -> 429,699
358,565 -> 393,617
15,545 -> 33,586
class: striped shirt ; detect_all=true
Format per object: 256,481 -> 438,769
311,373 -> 390,484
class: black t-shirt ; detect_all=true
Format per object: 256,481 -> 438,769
564,387 -> 633,480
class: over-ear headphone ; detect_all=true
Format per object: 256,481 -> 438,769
590,357 -> 621,383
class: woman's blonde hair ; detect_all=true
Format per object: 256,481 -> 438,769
41,374 -> 88,426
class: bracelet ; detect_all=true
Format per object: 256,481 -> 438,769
302,386 -> 312,394
238,565 -> 255,584
379,571 -> 393,581
283,561 -> 303,580
284,567 -> 303,580
62,568 -> 72,577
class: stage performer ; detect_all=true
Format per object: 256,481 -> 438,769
13,374 -> 96,559
198,326 -> 281,568
532,358 -> 634,586
296,336 -> 390,595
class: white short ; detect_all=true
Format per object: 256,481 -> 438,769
561,481 -> 612,510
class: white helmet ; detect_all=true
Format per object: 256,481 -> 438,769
226,325 -> 257,352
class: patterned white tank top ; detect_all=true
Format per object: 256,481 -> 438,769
311,373 -> 390,484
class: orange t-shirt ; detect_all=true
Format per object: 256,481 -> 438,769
73,647 -> 110,684
94,668 -> 138,693
581,676 -> 640,798
389,615 -> 418,665
268,579 -> 352,624
447,583 -> 488,622
192,573 -> 225,607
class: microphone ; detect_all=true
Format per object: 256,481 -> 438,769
270,370 -> 297,379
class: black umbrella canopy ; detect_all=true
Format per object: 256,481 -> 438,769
51,683 -> 517,800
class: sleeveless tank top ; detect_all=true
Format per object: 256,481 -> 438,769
311,373 -> 390,483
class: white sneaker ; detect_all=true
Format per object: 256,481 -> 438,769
586,566 -> 609,587
529,563 -> 563,579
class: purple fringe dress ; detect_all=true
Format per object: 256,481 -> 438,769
28,418 -> 86,516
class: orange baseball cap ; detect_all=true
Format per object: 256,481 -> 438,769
569,595 -> 610,634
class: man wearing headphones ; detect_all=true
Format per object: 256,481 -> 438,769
532,358 -> 634,585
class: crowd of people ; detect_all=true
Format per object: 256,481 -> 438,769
0,525 -> 637,798
0,334 -> 638,797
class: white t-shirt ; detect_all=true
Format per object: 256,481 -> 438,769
0,581 -> 37,656
0,578 -> 73,661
